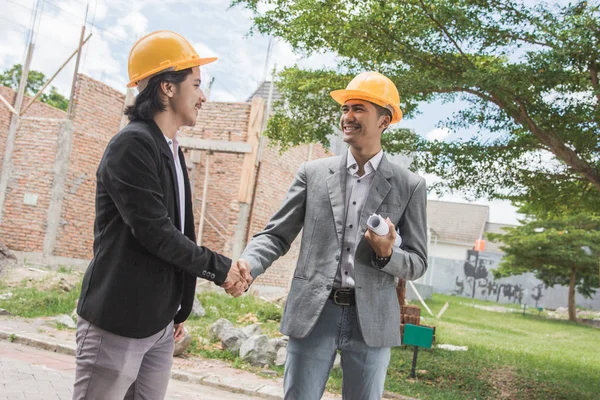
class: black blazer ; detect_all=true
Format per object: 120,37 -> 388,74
77,119 -> 231,338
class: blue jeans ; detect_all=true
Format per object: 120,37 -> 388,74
284,299 -> 391,400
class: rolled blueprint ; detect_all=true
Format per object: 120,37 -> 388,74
366,214 -> 403,247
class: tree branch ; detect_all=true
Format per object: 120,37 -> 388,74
370,23 -> 465,76
513,97 -> 600,191
589,62 -> 600,104
415,0 -> 476,69
488,0 -> 562,43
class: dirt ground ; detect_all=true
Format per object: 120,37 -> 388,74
0,261 -> 82,291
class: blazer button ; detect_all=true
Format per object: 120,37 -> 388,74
211,273 -> 215,279
326,284 -> 332,291
335,255 -> 340,261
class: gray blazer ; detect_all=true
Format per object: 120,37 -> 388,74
241,152 -> 428,347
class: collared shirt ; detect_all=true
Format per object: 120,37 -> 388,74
334,149 -> 384,289
164,134 -> 185,233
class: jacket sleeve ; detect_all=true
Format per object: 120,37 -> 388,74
375,177 -> 428,281
241,163 -> 307,279
99,130 -> 231,285
174,273 -> 197,324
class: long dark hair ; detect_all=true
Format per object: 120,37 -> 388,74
124,68 -> 193,121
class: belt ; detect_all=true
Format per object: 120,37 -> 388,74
328,288 -> 356,306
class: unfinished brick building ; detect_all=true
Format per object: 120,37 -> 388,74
0,75 -> 330,295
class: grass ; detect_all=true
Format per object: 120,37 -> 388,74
189,292 -> 600,399
184,291 -> 285,375
363,294 -> 600,400
2,276 -> 598,399
0,281 -> 80,318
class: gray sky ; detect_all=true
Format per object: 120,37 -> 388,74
0,0 -> 522,225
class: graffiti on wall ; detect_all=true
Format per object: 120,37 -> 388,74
454,250 -> 544,304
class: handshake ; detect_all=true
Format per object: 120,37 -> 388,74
222,259 -> 252,297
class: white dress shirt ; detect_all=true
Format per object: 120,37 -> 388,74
334,149 -> 384,289
164,134 -> 185,233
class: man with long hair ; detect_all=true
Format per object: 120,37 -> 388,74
73,31 -> 251,399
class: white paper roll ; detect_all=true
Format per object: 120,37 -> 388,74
366,213 -> 403,247
367,214 -> 389,235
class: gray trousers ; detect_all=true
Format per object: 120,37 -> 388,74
284,299 -> 391,400
72,317 -> 174,400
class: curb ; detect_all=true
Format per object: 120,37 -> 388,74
0,330 -> 285,400
0,330 -> 415,400
0,330 -> 76,357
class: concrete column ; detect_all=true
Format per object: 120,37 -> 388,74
231,203 -> 251,260
43,120 -> 74,257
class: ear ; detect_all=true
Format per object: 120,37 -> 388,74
379,114 -> 391,130
160,81 -> 175,98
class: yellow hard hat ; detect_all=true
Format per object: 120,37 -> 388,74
127,30 -> 217,88
330,72 -> 403,124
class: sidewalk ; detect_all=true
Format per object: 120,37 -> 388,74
0,341 -> 279,399
0,316 -> 341,400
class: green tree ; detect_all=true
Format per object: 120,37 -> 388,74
233,0 -> 600,205
488,213 -> 600,321
0,64 -> 69,111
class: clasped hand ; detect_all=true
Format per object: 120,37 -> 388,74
222,259 -> 253,297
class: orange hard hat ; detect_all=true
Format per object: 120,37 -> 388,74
330,71 -> 403,124
127,30 -> 217,88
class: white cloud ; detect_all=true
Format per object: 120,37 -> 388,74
543,87 -> 597,107
192,41 -> 219,58
0,0 -> 123,97
257,2 -> 278,13
298,51 -> 340,70
0,27 -> 27,70
112,11 -> 148,39
209,89 -> 237,102
80,33 -> 123,86
425,127 -> 451,141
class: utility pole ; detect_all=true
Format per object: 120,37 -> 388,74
66,3 -> 89,120
0,41 -> 35,224
205,77 -> 215,101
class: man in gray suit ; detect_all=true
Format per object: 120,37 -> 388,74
233,71 -> 428,400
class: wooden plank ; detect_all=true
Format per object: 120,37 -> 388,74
237,97 -> 265,202
177,137 -> 252,154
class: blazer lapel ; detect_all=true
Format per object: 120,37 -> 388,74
326,152 -> 348,245
180,147 -> 195,241
147,120 -> 181,230
166,152 -> 181,230
357,155 -> 393,238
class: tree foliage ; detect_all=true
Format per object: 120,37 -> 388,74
0,64 -> 69,111
488,212 -> 600,319
233,0 -> 600,205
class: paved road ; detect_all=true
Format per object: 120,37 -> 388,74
0,341 -> 261,400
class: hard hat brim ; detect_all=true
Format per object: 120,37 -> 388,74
330,89 -> 402,124
127,56 -> 218,88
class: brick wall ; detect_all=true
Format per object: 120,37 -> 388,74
180,102 -> 252,256
53,75 -> 124,259
248,142 -> 332,288
0,117 -> 64,252
0,77 -> 332,291
0,86 -> 66,252
0,86 -> 66,167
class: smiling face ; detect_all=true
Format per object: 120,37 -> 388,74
340,99 -> 390,150
168,66 -> 206,127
